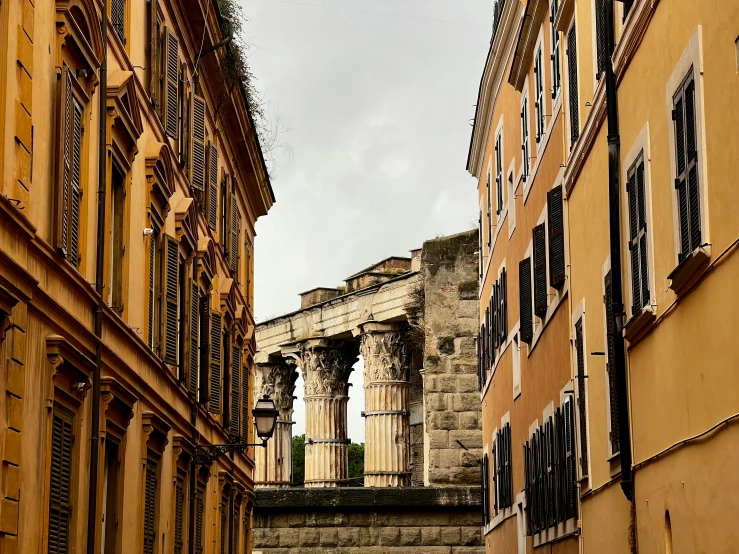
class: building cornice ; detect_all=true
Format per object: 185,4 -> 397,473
613,0 -> 661,85
508,0 -> 548,91
467,0 -> 525,178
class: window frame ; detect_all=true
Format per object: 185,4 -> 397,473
534,41 -> 545,147
571,301 -> 590,482
520,83 -> 531,189
566,21 -> 579,150
549,0 -> 561,101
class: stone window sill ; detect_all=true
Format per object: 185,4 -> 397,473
668,245 -> 711,295
623,305 -> 656,345
484,505 -> 515,536
533,517 -> 577,548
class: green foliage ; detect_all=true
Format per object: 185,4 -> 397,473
292,434 -> 305,486
348,442 -> 365,487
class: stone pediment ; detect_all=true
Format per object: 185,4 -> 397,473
107,71 -> 144,147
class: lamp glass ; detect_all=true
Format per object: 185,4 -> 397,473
253,395 -> 278,440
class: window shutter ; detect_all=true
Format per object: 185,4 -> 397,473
478,213 -> 483,278
564,398 -> 577,520
477,329 -> 483,391
533,224 -> 548,316
189,276 -> 199,397
67,102 -> 83,268
199,295 -> 210,404
685,79 -> 701,253
491,286 -> 498,351
49,410 -> 73,554
493,439 -> 499,515
230,341 -> 240,436
190,95 -> 206,191
627,167 -> 640,312
574,318 -> 588,477
143,460 -> 157,554
149,0 -> 158,106
604,270 -> 620,454
161,235 -> 179,365
523,442 -> 531,535
595,0 -> 606,79
220,501 -> 228,554
112,0 -> 125,42
195,491 -> 204,554
163,28 -> 179,138
231,501 -> 239,554
174,479 -> 184,554
636,162 -> 649,307
546,418 -> 555,527
547,186 -> 566,287
521,97 -> 529,181
530,432 -> 539,533
210,312 -> 222,413
567,24 -> 579,147
148,232 -> 156,348
500,268 -> 507,343
55,69 -> 73,258
481,453 -> 489,524
241,354 -> 250,443
519,258 -> 533,343
207,144 -> 219,230
229,195 -> 239,275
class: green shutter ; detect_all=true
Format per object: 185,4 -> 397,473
49,410 -> 73,554
519,257 -> 533,343
143,460 -> 157,554
533,224 -> 548,316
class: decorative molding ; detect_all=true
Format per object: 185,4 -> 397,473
174,196 -> 197,254
107,70 -> 144,152
255,360 -> 298,413
144,142 -> 175,228
613,0 -> 661,85
142,411 -> 170,458
509,0 -> 548,91
358,323 -> 411,385
196,236 -> 216,290
297,340 -> 358,397
100,376 -> 138,430
0,286 -> 19,342
54,0 -> 104,78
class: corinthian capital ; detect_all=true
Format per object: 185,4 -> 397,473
359,323 -> 411,385
255,360 -> 298,413
298,340 -> 358,397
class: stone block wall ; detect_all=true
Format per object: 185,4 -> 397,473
421,230 -> 481,486
253,488 -> 484,554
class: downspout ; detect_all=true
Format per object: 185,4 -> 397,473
86,1 -> 108,553
604,0 -> 633,502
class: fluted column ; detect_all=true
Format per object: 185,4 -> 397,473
359,322 -> 412,487
254,359 -> 298,488
297,339 -> 357,487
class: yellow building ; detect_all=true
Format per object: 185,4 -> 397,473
0,0 -> 272,550
473,0 -> 739,552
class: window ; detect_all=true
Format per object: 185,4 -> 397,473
207,144 -> 219,231
230,337 -> 241,437
210,311 -> 223,414
519,258 -> 533,343
147,225 -> 160,350
199,295 -> 211,405
220,495 -> 229,554
550,0 -> 561,99
195,488 -> 205,554
534,47 -> 545,144
190,95 -> 207,192
672,69 -> 702,263
495,133 -> 503,216
493,423 -> 512,514
521,94 -> 530,182
161,235 -> 179,366
486,171 -> 493,249
189,275 -> 200,397
512,334 -> 521,399
481,452 -> 491,524
229,194 -> 241,279
143,459 -> 158,554
594,0 -> 606,80
532,224 -> 548,317
241,349 -> 250,443
507,171 -> 516,236
604,270 -> 620,455
478,212 -> 483,279
55,69 -> 85,268
574,317 -> 588,478
627,155 -> 650,313
162,28 -> 179,138
48,407 -> 74,553
567,24 -> 579,148
220,178 -> 229,253
174,477 -> 185,554
523,400 -> 577,536
110,164 -> 126,315
103,440 -> 121,554
547,186 -> 566,288
111,0 -> 125,43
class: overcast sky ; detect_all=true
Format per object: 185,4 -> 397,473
244,0 -> 491,442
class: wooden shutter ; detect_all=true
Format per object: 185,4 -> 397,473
69,101 -> 83,267
521,97 -> 529,181
627,166 -> 641,312
491,286 -> 498,351
523,442 -> 531,535
478,213 -> 483,278
574,318 -> 588,477
195,490 -> 204,554
636,162 -> 649,306
189,275 -> 199,397
547,186 -> 566,287
563,398 -> 577,520
207,144 -> 219,230
190,95 -> 206,191
533,224 -> 548,316
163,28 -> 179,138
112,0 -> 125,42
143,460 -> 157,554
174,478 -> 184,554
55,69 -> 73,257
210,312 -> 222,413
148,230 -> 157,348
230,341 -> 240,436
231,502 -> 239,554
499,269 -> 507,345
149,0 -> 158,106
161,235 -> 179,365
220,501 -> 228,554
519,258 -> 533,343
595,0 -> 606,79
604,270 -> 620,454
241,354 -> 250,443
229,194 -> 239,275
567,24 -> 579,147
223,333 -> 231,427
49,410 -> 73,554
481,453 -> 489,524
199,295 -> 210,404
546,418 -> 555,527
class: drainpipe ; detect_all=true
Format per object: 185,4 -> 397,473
604,0 -> 633,502
86,1 -> 108,552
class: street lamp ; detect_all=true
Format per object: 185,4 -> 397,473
253,394 -> 279,440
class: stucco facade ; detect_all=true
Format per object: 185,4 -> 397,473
0,0 -> 272,551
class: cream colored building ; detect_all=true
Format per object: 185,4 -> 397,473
0,0 -> 272,550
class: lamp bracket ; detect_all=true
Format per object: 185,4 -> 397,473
193,441 -> 267,466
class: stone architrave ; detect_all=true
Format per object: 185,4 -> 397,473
296,339 -> 357,488
254,359 -> 298,488
358,322 -> 412,487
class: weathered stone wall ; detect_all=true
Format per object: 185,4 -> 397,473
253,488 -> 484,554
421,230 -> 481,486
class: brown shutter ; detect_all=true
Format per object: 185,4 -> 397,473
207,143 -> 219,230
143,460 -> 157,554
604,270 -> 620,454
163,28 -> 179,138
627,166 -> 640,312
195,490 -> 204,554
190,95 -> 206,191
49,409 -> 73,553
55,69 -> 73,257
149,0 -> 158,106
547,186 -> 566,287
546,418 -> 555,527
199,295 -> 210,404
174,478 -> 184,554
210,312 -> 222,413
230,341 -> 240,436
574,318 -> 588,477
636,161 -> 649,306
231,502 -> 239,554
563,397 -> 577,520
500,268 -> 507,343
523,442 -> 531,535
533,223 -> 548,316
595,0 -> 606,78
69,102 -> 83,267
112,0 -> 125,42
148,231 -> 156,348
241,355 -> 249,443
189,274 -> 199,397
161,235 -> 179,365
519,258 -> 533,343
223,333 -> 231,427
220,501 -> 227,554
229,195 -> 239,276
567,24 -> 579,147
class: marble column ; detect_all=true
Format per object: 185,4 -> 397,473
297,339 -> 357,488
359,322 -> 412,487
254,359 -> 298,488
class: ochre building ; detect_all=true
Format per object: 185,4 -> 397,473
0,0 -> 272,550
471,0 -> 739,553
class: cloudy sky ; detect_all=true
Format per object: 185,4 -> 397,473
244,0 -> 492,442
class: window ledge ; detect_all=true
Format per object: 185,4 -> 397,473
667,245 -> 711,295
623,305 -> 656,344
533,517 -> 577,548
554,0 -> 574,32
484,505 -> 516,535
606,451 -> 620,463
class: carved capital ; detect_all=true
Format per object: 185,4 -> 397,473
359,324 -> 411,385
298,340 -> 358,397
255,360 -> 298,413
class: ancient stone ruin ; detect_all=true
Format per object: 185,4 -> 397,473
253,230 -> 484,554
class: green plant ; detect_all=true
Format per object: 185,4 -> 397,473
292,434 -> 305,486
